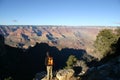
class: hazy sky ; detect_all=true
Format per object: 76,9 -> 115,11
0,0 -> 120,26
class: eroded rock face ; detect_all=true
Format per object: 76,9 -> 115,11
83,56 -> 120,80
0,25 -> 101,50
56,69 -> 74,80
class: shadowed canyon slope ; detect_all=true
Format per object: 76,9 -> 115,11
0,34 -> 94,80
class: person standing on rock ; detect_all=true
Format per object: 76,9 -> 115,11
45,52 -> 53,80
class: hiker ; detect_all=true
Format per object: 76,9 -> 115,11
45,52 -> 53,80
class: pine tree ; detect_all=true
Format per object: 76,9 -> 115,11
94,29 -> 117,59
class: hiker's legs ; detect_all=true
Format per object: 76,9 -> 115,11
47,66 -> 50,80
50,66 -> 53,80
47,66 -> 52,80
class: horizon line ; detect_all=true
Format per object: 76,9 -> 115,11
0,24 -> 120,27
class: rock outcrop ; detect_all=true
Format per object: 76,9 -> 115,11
40,69 -> 76,80
56,69 -> 74,80
82,55 -> 120,80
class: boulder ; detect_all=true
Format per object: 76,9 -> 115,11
56,69 -> 74,80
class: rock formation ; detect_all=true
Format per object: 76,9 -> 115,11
56,69 -> 74,80
82,55 -> 120,80
0,25 -> 101,51
40,69 -> 75,80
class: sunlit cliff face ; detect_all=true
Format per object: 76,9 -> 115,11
0,26 -> 101,51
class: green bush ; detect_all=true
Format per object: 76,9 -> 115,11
65,55 -> 77,69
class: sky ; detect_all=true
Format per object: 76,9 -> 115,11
0,0 -> 120,26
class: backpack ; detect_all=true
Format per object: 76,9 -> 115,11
48,57 -> 53,66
